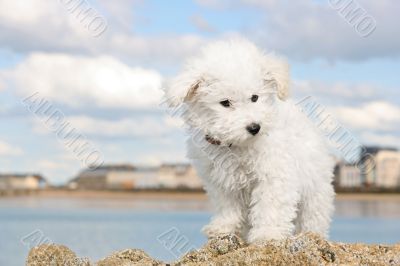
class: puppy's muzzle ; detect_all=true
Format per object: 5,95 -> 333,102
246,123 -> 261,136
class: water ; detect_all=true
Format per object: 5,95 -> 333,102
0,195 -> 399,266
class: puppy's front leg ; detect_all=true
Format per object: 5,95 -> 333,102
247,178 -> 299,243
202,185 -> 245,239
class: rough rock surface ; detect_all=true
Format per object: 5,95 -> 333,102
26,233 -> 400,266
97,249 -> 161,266
26,244 -> 90,266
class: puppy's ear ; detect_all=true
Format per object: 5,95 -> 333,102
263,55 -> 290,101
164,71 -> 202,107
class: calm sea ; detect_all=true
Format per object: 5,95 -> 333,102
0,195 -> 399,266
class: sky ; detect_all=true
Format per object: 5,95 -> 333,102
0,0 -> 399,184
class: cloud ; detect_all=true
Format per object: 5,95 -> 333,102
33,115 -> 177,138
0,0 -> 207,66
0,140 -> 24,156
293,80 -> 385,104
262,0 -> 399,61
190,14 -> 216,33
138,150 -> 188,166
361,132 -> 400,149
66,115 -> 172,137
0,79 -> 5,91
293,81 -> 399,150
0,0 -> 100,51
96,0 -> 138,31
200,0 -> 400,61
37,159 -> 69,170
106,33 -> 207,66
332,101 -> 400,131
163,116 -> 184,129
31,157 -> 81,184
195,0 -> 235,9
1,53 -> 163,109
1,0 -> 398,62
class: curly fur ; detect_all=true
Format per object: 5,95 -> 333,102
164,38 -> 335,243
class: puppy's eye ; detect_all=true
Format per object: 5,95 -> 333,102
220,100 -> 231,107
251,95 -> 259,102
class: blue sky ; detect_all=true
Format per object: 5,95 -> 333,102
0,0 -> 399,184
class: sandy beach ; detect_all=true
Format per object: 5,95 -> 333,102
2,189 -> 400,202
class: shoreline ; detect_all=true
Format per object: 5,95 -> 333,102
1,189 -> 400,201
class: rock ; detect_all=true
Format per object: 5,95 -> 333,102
97,249 -> 162,266
26,244 -> 90,266
26,233 -> 400,266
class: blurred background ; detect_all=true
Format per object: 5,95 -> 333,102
0,0 -> 399,265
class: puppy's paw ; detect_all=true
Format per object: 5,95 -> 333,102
202,223 -> 239,239
247,227 -> 288,245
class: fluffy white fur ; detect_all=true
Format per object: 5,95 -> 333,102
165,38 -> 335,244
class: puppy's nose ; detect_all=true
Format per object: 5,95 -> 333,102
246,123 -> 261,136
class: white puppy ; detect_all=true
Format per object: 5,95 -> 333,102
165,38 -> 335,244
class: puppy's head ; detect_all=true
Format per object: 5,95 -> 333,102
165,38 -> 290,146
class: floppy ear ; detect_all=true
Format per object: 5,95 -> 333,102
263,55 -> 290,101
164,70 -> 202,107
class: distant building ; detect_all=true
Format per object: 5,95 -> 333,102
0,174 -> 47,190
68,164 -> 138,190
69,163 -> 203,190
360,147 -> 400,188
158,163 -> 203,189
334,162 -> 362,188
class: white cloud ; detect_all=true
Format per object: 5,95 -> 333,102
0,78 -> 5,91
266,0 -> 399,61
195,0 -> 234,9
138,150 -> 188,166
31,158 -> 81,185
190,14 -> 216,33
33,115 -> 177,138
293,81 -> 399,149
163,116 -> 184,129
202,0 -> 400,61
0,1 -> 53,25
107,33 -> 206,66
37,159 -> 68,170
332,101 -> 400,131
0,0 -> 398,62
361,132 -> 400,149
293,80 -> 380,102
0,0 -> 99,51
67,116 -> 169,137
0,140 -> 24,156
2,53 -> 163,109
0,0 -> 207,66
96,0 -> 138,31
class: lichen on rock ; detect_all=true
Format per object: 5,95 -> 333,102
97,249 -> 162,266
26,233 -> 400,266
26,244 -> 90,266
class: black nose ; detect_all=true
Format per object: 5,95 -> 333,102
246,123 -> 261,136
